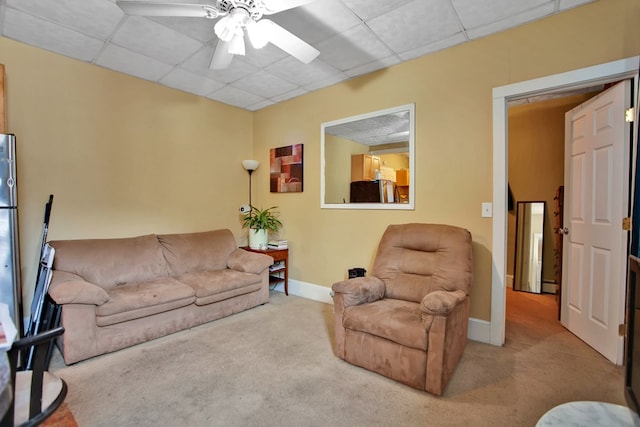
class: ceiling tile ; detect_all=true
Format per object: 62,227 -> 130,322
465,3 -> 555,40
269,0 -> 362,44
303,73 -> 348,92
207,85 -> 266,109
316,24 -> 395,71
6,0 -> 124,40
2,8 -> 105,62
341,0 -> 414,21
265,57 -> 342,87
450,0 -> 549,30
160,68 -> 225,96
247,99 -> 276,111
149,15 -> 217,43
229,70 -> 298,99
271,88 -> 309,103
112,16 -> 202,64
367,0 -> 462,54
95,43 -> 174,81
240,43 -> 289,69
180,47 -> 260,84
343,56 -> 402,78
558,0 -> 597,10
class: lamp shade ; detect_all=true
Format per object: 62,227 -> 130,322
242,159 -> 259,171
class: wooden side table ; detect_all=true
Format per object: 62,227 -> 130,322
241,246 -> 289,296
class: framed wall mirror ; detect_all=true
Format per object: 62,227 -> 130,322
321,104 -> 415,210
514,201 -> 546,293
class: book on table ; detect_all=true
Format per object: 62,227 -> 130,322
268,239 -> 288,249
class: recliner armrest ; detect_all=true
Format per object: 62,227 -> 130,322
420,290 -> 467,315
331,277 -> 385,307
48,271 -> 109,306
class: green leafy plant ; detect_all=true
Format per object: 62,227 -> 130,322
241,206 -> 282,232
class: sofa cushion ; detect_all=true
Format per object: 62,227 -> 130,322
343,298 -> 428,351
50,234 -> 167,290
177,269 -> 262,305
96,278 -> 195,326
158,229 -> 237,276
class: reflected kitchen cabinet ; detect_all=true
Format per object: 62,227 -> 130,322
351,154 -> 381,182
396,169 -> 410,203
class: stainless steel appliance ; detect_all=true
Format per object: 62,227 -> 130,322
0,134 -> 21,335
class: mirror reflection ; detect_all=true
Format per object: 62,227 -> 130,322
321,104 -> 415,210
514,201 -> 546,293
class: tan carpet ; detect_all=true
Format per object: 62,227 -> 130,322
49,289 -> 625,426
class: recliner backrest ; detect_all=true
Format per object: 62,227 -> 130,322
371,223 -> 473,303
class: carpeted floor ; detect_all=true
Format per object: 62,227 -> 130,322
48,289 -> 625,427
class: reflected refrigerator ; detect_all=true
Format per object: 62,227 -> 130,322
0,133 -> 21,336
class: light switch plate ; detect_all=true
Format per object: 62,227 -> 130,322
482,202 -> 493,218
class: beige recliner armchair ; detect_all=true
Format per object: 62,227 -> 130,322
331,223 -> 473,396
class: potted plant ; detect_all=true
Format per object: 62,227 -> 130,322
241,206 -> 282,250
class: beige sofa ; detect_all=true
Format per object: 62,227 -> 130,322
47,229 -> 273,364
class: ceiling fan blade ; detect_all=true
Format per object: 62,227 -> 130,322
116,1 -> 222,18
210,40 -> 234,70
259,20 -> 319,64
262,0 -> 315,15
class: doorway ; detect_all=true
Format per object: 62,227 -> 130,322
506,92 -> 601,317
490,57 -> 640,349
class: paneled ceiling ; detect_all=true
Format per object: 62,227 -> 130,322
0,0 -> 597,111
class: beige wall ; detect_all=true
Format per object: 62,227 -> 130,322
0,0 -> 638,323
507,93 -> 595,286
252,0 -> 639,321
0,37 -> 253,312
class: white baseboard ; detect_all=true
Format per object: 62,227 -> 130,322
273,279 -> 492,345
467,317 -> 491,343
542,281 -> 558,294
271,279 -> 334,304
506,274 -> 513,289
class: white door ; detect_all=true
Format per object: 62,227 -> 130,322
561,80 -> 631,364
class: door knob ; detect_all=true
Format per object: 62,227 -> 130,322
562,227 -> 569,235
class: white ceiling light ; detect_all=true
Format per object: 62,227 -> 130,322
245,20 -> 269,49
228,30 -> 246,55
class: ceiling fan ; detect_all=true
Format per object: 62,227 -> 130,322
116,0 -> 320,69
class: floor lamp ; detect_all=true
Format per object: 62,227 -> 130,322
242,160 -> 259,213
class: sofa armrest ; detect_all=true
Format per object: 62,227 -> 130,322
227,248 -> 273,274
48,270 -> 109,306
420,290 -> 467,316
331,276 -> 385,307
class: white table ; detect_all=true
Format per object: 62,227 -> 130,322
536,401 -> 640,426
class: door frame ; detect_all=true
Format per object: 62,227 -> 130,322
490,56 -> 640,346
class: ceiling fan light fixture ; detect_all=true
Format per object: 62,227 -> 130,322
214,15 -> 236,41
246,20 -> 269,49
228,31 -> 246,55
116,0 -> 320,70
